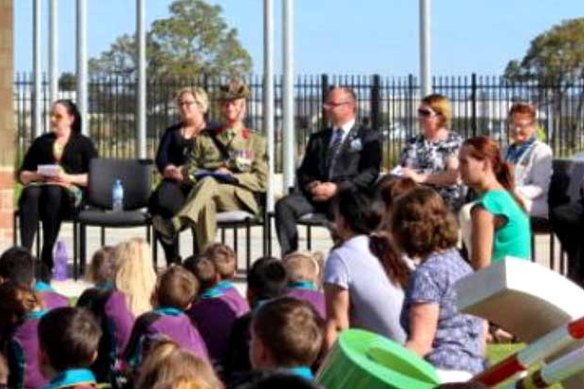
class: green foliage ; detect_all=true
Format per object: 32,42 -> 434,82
89,0 -> 252,79
504,18 -> 584,85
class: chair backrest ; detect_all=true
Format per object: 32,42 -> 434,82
87,158 -> 153,210
549,159 -> 584,209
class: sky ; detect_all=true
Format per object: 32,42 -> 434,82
13,0 -> 584,76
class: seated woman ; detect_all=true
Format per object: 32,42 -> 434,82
393,187 -> 484,383
459,136 -> 531,269
18,99 -> 97,277
394,94 -> 463,210
503,102 -> 553,219
149,87 -> 212,265
323,186 -> 409,350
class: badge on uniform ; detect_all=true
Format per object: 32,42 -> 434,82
232,149 -> 255,172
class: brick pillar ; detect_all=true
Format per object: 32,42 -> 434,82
0,0 -> 14,250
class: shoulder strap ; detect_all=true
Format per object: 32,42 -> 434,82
206,128 -> 231,161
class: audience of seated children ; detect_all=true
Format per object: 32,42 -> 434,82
0,282 -> 48,388
0,246 -> 68,309
250,297 -> 324,382
185,249 -> 249,369
38,307 -> 102,389
135,339 -> 222,389
223,257 -> 288,383
282,251 -> 325,319
124,265 -> 208,368
76,238 -> 156,384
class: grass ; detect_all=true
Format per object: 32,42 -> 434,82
486,343 -> 564,388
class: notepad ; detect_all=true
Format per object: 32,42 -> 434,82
37,164 -> 60,177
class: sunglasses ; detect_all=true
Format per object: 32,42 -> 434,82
417,108 -> 438,117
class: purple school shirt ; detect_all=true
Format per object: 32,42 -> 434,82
186,282 -> 249,363
126,309 -> 209,364
33,281 -> 69,310
104,291 -> 135,357
287,287 -> 326,319
8,312 -> 49,389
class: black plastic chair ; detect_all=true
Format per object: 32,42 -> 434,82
297,212 -> 330,251
217,209 -> 265,273
75,158 -> 155,278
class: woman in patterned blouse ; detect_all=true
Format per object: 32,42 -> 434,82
397,94 -> 463,210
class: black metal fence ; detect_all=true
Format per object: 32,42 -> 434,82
14,73 -> 584,171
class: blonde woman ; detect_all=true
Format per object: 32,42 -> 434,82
149,86 -> 212,265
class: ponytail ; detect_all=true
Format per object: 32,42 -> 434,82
496,160 -> 527,211
369,231 -> 411,289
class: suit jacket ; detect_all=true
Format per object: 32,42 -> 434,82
186,126 -> 268,214
297,124 -> 381,196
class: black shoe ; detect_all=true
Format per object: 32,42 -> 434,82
152,215 -> 177,244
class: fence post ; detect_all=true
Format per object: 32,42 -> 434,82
407,74 -> 416,132
320,74 -> 329,131
471,73 -> 477,136
371,74 -> 381,131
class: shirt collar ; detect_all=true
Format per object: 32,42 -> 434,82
288,281 -> 317,291
287,366 -> 314,380
334,118 -> 356,137
154,307 -> 183,316
34,281 -> 54,293
340,234 -> 370,249
44,368 -> 96,389
27,309 -> 48,320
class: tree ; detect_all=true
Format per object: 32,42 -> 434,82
88,0 -> 252,79
504,18 -> 584,152
504,18 -> 584,85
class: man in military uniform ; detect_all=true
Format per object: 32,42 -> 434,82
153,80 -> 268,253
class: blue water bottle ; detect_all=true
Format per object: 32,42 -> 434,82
53,240 -> 68,281
112,179 -> 124,212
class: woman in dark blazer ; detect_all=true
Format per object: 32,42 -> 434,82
149,87 -> 212,265
18,99 -> 97,276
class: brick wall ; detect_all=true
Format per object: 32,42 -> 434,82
0,0 -> 14,250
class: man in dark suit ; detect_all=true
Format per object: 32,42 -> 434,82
275,87 -> 382,255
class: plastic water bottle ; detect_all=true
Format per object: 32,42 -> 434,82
112,179 -> 124,212
53,240 -> 68,281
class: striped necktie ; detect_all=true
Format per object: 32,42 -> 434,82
327,128 -> 344,176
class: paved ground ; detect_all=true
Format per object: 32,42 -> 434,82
32,219 -> 567,298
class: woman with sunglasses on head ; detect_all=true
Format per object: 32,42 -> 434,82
503,103 -> 552,219
18,99 -> 97,279
396,94 -> 463,210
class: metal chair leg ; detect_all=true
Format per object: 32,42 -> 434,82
233,227 -> 238,257
100,226 -> 106,247
307,225 -> 312,251
246,219 -> 251,272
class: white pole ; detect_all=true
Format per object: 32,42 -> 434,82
49,0 -> 58,105
33,0 -> 42,137
282,0 -> 295,194
76,0 -> 88,135
264,0 -> 275,213
136,0 -> 146,159
419,0 -> 431,97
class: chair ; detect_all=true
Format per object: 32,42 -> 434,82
297,212 -> 330,251
217,209 -> 265,273
75,158 -> 155,278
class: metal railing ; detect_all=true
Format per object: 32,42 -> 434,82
13,73 -> 584,171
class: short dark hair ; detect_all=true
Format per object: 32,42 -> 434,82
253,297 -> 324,368
204,243 -> 237,279
332,185 -> 381,235
182,255 -> 217,290
156,266 -> 199,310
391,187 -> 459,258
38,307 -> 102,372
0,246 -> 34,285
247,257 -> 287,302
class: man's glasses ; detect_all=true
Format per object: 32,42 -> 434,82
323,101 -> 350,109
508,121 -> 535,130
417,108 -> 438,118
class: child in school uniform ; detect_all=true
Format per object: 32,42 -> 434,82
0,282 -> 48,389
0,246 -> 68,309
38,307 -> 102,389
76,246 -> 115,307
283,251 -> 325,319
124,266 -> 208,368
250,297 -> 324,381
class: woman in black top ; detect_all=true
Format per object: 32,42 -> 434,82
149,87 -> 211,265
18,99 -> 97,276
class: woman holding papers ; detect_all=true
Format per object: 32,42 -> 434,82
18,99 -> 97,277
149,87 -> 212,265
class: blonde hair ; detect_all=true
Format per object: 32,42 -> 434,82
282,251 -> 322,286
114,238 -> 157,316
136,339 -> 223,389
175,87 -> 209,113
421,94 -> 452,128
